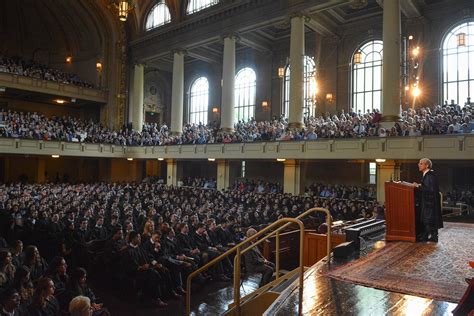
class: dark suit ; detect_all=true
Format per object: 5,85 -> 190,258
417,169 -> 443,240
243,245 -> 275,287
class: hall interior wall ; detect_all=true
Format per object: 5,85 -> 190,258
0,97 -> 101,122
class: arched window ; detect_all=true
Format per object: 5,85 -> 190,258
351,40 -> 383,114
189,77 -> 209,125
234,67 -> 256,122
145,1 -> 171,31
442,21 -> 474,106
283,56 -> 317,118
187,0 -> 219,14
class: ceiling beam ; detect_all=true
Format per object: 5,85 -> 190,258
306,13 -> 338,36
239,33 -> 273,53
187,48 -> 221,64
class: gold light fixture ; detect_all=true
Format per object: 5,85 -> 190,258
353,51 -> 362,64
96,62 -> 103,71
55,99 -> 66,104
412,46 -> 420,57
408,35 -> 414,40
65,56 -> 72,64
457,33 -> 466,47
261,101 -> 269,108
326,93 -> 334,103
212,107 -> 219,113
412,86 -> 421,98
112,0 -> 135,22
278,67 -> 285,78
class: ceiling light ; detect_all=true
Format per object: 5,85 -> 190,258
412,86 -> 421,98
412,46 -> 420,57
55,99 -> 66,104
276,158 -> 286,162
65,56 -> 72,63
375,158 -> 386,163
127,158 -> 133,161
51,155 -> 60,158
208,158 -> 216,162
158,158 -> 164,161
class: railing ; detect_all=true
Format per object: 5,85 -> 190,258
185,207 -> 333,316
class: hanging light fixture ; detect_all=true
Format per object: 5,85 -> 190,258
111,0 -> 135,22
354,51 -> 362,64
457,33 -> 466,47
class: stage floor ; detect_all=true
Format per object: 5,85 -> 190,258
266,228 -> 468,316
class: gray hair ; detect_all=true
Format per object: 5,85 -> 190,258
419,158 -> 433,169
69,296 -> 91,316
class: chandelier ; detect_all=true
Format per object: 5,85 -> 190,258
111,0 -> 135,22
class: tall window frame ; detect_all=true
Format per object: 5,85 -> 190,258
283,56 -> 317,118
442,20 -> 474,106
186,0 -> 219,14
188,77 -> 209,125
234,67 -> 256,123
145,1 -> 171,31
351,40 -> 383,114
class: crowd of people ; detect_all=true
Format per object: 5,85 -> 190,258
1,101 -> 474,147
0,180 -> 383,313
231,178 -> 283,194
0,55 -> 95,89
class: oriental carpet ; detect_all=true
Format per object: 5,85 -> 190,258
324,222 -> 474,303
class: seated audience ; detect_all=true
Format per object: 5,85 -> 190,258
243,228 -> 275,287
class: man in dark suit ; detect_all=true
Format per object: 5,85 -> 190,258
243,228 -> 275,287
414,158 -> 443,242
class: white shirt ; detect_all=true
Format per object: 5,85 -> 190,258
423,169 -> 430,177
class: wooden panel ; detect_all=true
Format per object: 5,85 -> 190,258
303,233 -> 346,266
385,182 -> 416,242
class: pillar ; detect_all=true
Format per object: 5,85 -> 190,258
381,0 -> 401,126
217,160 -> 230,191
220,35 -> 237,131
167,159 -> 178,186
170,50 -> 185,135
376,160 -> 401,203
131,64 -> 144,131
37,157 -> 46,183
283,160 -> 301,195
288,15 -> 306,129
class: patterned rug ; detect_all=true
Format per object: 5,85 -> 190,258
324,222 -> 474,303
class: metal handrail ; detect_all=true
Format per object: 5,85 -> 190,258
185,207 -> 333,315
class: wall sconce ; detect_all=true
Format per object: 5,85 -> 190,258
65,56 -> 72,64
325,93 -> 334,103
408,35 -> 414,40
353,51 -> 362,65
96,62 -> 103,71
457,33 -> 466,47
278,67 -> 285,78
212,107 -> 219,113
261,101 -> 269,108
412,46 -> 420,57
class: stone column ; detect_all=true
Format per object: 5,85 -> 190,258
376,160 -> 401,203
217,160 -> 230,191
131,64 -> 144,131
288,15 -> 306,129
166,159 -> 178,186
170,50 -> 186,135
220,35 -> 237,131
381,0 -> 401,126
283,159 -> 301,195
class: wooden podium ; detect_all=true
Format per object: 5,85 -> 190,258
384,181 -> 417,242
